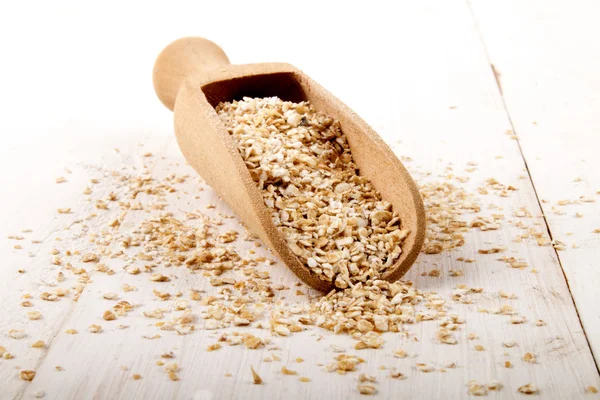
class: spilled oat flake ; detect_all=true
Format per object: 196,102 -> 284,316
4,100 -> 556,396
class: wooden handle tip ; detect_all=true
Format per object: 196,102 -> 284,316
153,37 -> 230,111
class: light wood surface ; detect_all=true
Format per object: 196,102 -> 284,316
1,1 -> 599,399
470,0 -> 600,361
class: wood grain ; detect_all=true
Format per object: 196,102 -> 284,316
470,0 -> 600,361
0,1 -> 598,399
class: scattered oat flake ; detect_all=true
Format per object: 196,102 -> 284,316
390,371 -> 406,380
510,316 -> 526,324
164,363 -> 179,381
82,253 -> 98,262
585,386 -> 598,394
150,274 -> 171,282
250,366 -> 263,384
499,290 -> 517,299
244,336 -> 263,350
518,383 -> 539,395
359,373 -> 377,383
523,352 -> 536,364
20,370 -> 36,381
331,345 -> 345,353
126,266 -> 141,275
28,311 -> 42,320
478,246 -> 506,254
40,292 -> 57,302
281,366 -> 297,375
9,329 -> 25,339
103,310 -> 116,321
207,343 -> 222,352
417,364 -> 433,373
437,329 -> 458,345
468,381 -> 488,396
299,376 -> 311,382
358,385 -> 377,395
31,340 -> 45,348
122,284 -> 136,292
56,177 -> 67,184
153,289 -> 171,300
393,349 -> 407,358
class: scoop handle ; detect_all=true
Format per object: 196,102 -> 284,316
153,37 -> 230,111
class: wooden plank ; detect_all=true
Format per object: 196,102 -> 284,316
0,1 -> 597,399
470,0 -> 600,361
0,132 -> 171,397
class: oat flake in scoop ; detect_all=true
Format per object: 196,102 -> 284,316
216,97 -> 409,288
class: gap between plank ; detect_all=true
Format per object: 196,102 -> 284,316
465,0 -> 600,374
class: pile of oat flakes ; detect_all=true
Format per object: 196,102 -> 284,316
216,97 -> 408,288
4,100 -> 596,397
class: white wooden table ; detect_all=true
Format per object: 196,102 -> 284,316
1,1 -> 599,399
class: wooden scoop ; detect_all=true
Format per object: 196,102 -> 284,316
153,37 -> 426,292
